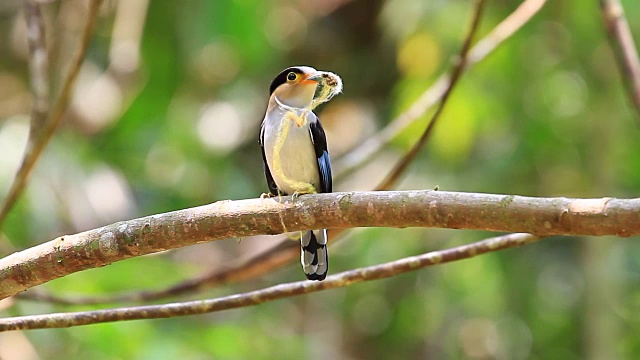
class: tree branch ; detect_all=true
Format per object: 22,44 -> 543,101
377,0 -> 485,190
0,233 -> 539,331
1,190 -> 639,300
0,0 -> 103,230
17,240 -> 298,305
24,1 -> 50,131
334,0 -> 547,179
600,0 -> 640,118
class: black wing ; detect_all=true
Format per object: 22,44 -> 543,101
308,113 -> 332,193
259,121 -> 279,195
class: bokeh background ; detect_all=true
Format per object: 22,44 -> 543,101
1,0 -> 640,358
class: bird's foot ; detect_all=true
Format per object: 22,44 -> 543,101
291,187 -> 317,200
260,192 -> 276,199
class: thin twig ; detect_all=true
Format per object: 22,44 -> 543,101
18,240 -> 298,305
14,0 -> 550,305
376,0 -> 485,190
24,1 -> 50,130
0,0 -> 103,230
599,0 -> 640,118
334,0 -> 547,179
0,233 -> 539,331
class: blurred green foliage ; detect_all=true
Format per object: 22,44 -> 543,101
1,0 -> 640,358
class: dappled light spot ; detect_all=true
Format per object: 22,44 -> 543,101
84,166 -> 136,226
145,145 -> 187,188
350,294 -> 392,336
319,100 -> 376,157
0,116 -> 29,194
192,41 -> 241,86
264,7 -> 308,50
458,318 -> 500,358
397,31 -> 441,78
72,63 -> 124,133
197,101 -> 244,153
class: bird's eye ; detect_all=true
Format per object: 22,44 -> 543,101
287,72 -> 298,81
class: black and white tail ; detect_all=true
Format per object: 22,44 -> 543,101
300,229 -> 328,281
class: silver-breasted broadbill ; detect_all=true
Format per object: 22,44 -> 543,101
259,66 -> 342,281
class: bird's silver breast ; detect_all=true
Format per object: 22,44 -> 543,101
262,108 -> 319,195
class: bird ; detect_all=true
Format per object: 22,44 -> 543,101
259,66 -> 341,281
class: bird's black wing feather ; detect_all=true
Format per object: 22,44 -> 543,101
259,121 -> 279,195
308,113 -> 332,193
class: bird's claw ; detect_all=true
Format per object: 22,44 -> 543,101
260,192 -> 275,199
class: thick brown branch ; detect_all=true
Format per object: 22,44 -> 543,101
1,190 -> 639,300
0,233 -> 539,331
600,0 -> 640,117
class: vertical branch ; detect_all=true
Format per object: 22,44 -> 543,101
375,0 -> 486,190
0,0 -> 103,230
600,0 -> 640,118
24,1 -> 50,131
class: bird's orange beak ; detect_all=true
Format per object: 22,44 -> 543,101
301,72 -> 323,85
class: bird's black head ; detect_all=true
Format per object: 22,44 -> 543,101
269,66 -> 315,95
